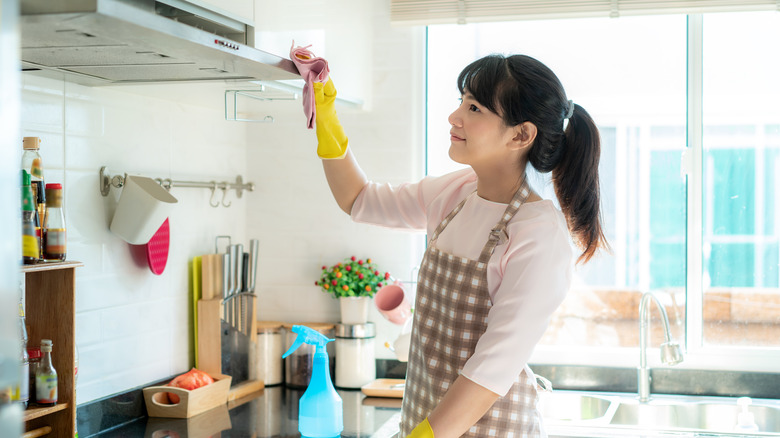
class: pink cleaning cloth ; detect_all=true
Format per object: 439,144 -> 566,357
290,42 -> 330,129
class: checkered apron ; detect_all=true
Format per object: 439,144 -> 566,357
399,179 -> 544,437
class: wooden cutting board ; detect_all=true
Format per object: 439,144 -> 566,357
200,253 -> 223,300
361,379 -> 405,398
197,299 -> 222,375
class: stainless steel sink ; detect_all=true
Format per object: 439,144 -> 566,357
610,400 -> 780,433
539,391 -> 615,423
539,391 -> 780,436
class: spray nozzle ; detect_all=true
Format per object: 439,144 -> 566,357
282,324 -> 334,358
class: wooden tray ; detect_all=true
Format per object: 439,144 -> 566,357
143,373 -> 231,418
361,378 -> 405,398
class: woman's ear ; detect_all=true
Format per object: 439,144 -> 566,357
511,122 -> 537,150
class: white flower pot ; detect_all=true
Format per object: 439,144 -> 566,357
339,296 -> 370,324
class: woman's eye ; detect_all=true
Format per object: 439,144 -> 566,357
469,104 -> 480,112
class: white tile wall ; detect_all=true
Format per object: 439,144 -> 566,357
19,6 -> 426,404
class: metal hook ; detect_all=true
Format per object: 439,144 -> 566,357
220,185 -> 232,207
209,182 -> 220,208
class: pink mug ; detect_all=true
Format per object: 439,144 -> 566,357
375,282 -> 412,325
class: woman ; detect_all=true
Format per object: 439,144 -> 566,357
311,54 -> 608,437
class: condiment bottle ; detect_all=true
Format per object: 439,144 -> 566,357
14,301 -> 30,407
35,339 -> 57,406
43,183 -> 67,261
22,137 -> 46,230
27,347 -> 41,404
21,171 -> 40,265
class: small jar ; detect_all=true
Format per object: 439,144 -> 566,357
27,347 -> 41,403
282,322 -> 335,388
256,321 -> 284,386
335,322 -> 376,389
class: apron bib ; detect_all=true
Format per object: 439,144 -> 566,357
399,179 -> 544,437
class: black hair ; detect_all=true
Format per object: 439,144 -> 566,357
457,54 -> 608,263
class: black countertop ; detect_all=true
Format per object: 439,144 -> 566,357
92,386 -> 402,438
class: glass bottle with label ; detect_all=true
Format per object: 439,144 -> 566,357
43,183 -> 67,261
14,301 -> 30,408
21,137 -> 46,229
36,339 -> 57,406
21,171 -> 40,265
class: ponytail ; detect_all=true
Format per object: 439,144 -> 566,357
553,104 -> 608,264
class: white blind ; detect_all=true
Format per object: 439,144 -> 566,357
390,0 -> 779,25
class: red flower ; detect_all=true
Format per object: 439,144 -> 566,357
345,265 -> 352,271
331,280 -> 338,286
351,256 -> 356,261
358,273 -> 364,279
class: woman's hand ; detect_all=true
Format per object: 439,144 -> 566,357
314,78 -> 348,159
407,417 -> 435,437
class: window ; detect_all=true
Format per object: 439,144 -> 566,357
426,11 -> 780,371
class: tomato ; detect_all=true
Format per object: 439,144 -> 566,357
166,368 -> 214,404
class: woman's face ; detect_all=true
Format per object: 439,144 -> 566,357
447,92 -> 517,169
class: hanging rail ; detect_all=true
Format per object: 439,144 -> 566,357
99,166 -> 254,207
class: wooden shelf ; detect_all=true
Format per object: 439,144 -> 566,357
22,260 -> 83,273
23,403 -> 68,422
23,261 -> 80,438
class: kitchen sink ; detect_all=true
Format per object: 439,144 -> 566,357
540,391 -> 780,436
539,391 -> 615,423
610,400 -> 780,433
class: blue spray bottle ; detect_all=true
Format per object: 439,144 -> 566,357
283,325 -> 343,438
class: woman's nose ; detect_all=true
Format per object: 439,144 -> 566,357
448,109 -> 462,127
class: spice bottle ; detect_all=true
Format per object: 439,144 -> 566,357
22,137 -> 46,230
14,301 -> 30,407
36,339 -> 57,406
43,183 -> 67,261
27,347 -> 41,404
21,171 -> 40,265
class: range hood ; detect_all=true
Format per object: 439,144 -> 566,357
20,0 -> 301,85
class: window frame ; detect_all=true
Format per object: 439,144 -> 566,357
425,13 -> 780,374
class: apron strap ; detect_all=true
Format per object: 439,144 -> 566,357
428,191 -> 474,244
477,177 -> 532,264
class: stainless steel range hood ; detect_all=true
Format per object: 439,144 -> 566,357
20,0 -> 301,85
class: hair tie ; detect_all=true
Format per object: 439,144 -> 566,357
565,100 -> 575,119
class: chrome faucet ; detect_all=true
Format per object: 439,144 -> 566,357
638,291 -> 683,402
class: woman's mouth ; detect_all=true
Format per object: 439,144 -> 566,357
450,132 -> 464,141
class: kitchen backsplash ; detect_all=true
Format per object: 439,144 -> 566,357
19,9 -> 426,405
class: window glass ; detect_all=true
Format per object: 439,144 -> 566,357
701,12 -> 780,346
427,16 -> 688,349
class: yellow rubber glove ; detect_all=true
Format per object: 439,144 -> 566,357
407,418 -> 435,438
313,78 -> 349,159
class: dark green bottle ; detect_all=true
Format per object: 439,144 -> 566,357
21,171 -> 40,264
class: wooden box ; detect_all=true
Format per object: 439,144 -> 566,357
143,373 -> 231,418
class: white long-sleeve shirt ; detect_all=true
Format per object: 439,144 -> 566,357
351,168 -> 573,396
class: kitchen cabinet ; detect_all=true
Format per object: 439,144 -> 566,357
253,0 -> 374,108
22,261 -> 81,438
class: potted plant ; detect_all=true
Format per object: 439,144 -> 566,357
316,256 -> 391,324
